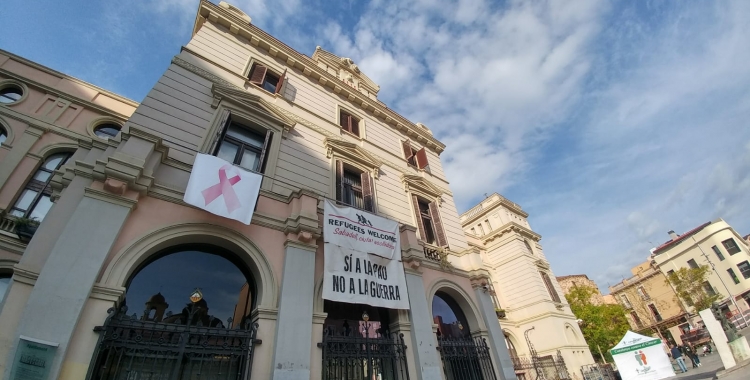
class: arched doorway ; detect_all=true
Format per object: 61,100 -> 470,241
319,300 -> 409,380
432,291 -> 497,380
87,245 -> 262,380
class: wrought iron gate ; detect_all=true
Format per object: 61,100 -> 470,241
319,330 -> 410,380
512,351 -> 570,380
580,363 -> 617,380
437,336 -> 497,380
86,305 -> 261,380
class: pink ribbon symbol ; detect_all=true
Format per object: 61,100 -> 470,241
201,165 -> 242,213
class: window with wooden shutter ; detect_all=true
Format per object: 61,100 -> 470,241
412,196 -> 444,245
339,110 -> 360,137
334,162 -> 373,211
403,141 -> 416,167
428,201 -> 448,246
361,171 -> 375,212
415,147 -> 429,171
248,63 -> 282,94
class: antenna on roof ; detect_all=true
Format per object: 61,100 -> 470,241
484,193 -> 489,198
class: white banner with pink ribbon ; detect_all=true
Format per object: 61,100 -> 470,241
183,153 -> 263,225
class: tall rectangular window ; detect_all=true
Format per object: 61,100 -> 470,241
411,195 -> 447,247
728,268 -> 741,284
248,63 -> 285,94
334,161 -> 374,212
540,272 -> 561,303
722,238 -> 741,255
637,286 -> 650,301
737,261 -> 750,279
339,110 -> 360,136
702,282 -> 716,296
630,311 -> 643,328
620,294 -> 632,309
687,259 -> 699,269
215,122 -> 272,173
712,245 -> 725,261
648,304 -> 662,322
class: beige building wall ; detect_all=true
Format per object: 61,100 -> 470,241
460,194 -> 596,374
0,1 -> 519,379
557,274 -> 605,306
651,219 -> 750,315
609,261 -> 688,345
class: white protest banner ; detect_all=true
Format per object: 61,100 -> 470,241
323,199 -> 399,259
183,153 -> 262,225
323,244 -> 410,309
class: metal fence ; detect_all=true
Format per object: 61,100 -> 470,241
86,305 -> 261,380
437,336 -> 498,380
319,330 -> 410,380
580,363 -> 618,380
512,351 -> 571,380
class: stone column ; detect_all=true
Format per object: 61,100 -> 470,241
699,309 -> 736,369
271,241 -> 317,380
473,283 -> 516,380
405,271 -> 444,380
2,189 -> 136,380
0,125 -> 44,195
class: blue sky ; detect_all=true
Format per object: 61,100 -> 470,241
3,0 -> 749,292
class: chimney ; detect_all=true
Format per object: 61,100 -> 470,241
668,230 -> 679,241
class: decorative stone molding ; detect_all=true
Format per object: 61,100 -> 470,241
482,221 -> 542,245
173,56 -> 241,90
403,256 -> 422,273
210,84 -> 296,137
11,263 -> 39,286
534,259 -> 551,270
90,283 -> 126,302
401,174 -> 443,204
324,138 -> 382,178
84,187 -> 138,210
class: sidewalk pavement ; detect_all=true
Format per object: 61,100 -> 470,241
665,326 -> 750,380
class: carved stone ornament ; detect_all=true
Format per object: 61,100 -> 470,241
324,138 -> 382,178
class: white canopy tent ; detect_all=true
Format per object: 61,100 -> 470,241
610,331 -> 675,380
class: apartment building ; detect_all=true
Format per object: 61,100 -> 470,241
0,2 -> 519,380
461,193 -> 596,377
608,261 -> 689,345
651,219 -> 750,319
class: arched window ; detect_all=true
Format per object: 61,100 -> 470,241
432,291 -> 471,338
9,152 -> 72,221
93,123 -> 122,139
126,247 -> 253,327
540,272 -> 561,303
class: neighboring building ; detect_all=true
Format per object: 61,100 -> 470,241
651,219 -> 750,316
557,274 -> 605,305
608,261 -> 689,345
0,2 -> 523,380
460,193 -> 596,377
601,294 -> 618,305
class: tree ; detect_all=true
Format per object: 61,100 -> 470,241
566,285 -> 630,362
666,266 -> 723,312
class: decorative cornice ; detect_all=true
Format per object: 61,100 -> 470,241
325,138 -> 383,178
402,174 -> 444,202
11,264 -> 39,286
211,84 -> 296,137
481,222 -> 542,245
84,187 -> 139,210
193,0 -> 445,154
173,56 -> 241,90
91,283 -> 126,302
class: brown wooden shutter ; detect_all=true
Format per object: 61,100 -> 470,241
402,141 -> 413,160
274,68 -> 287,94
256,130 -> 273,173
339,111 -> 348,129
335,160 -> 344,202
415,148 -> 429,169
428,201 -> 448,247
411,195 -> 427,241
541,272 -> 561,303
209,109 -> 232,154
361,171 -> 374,212
350,116 -> 360,136
249,64 -> 267,85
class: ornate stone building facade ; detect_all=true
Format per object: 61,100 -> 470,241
0,1 -> 524,380
556,274 -> 605,306
460,193 -> 596,377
